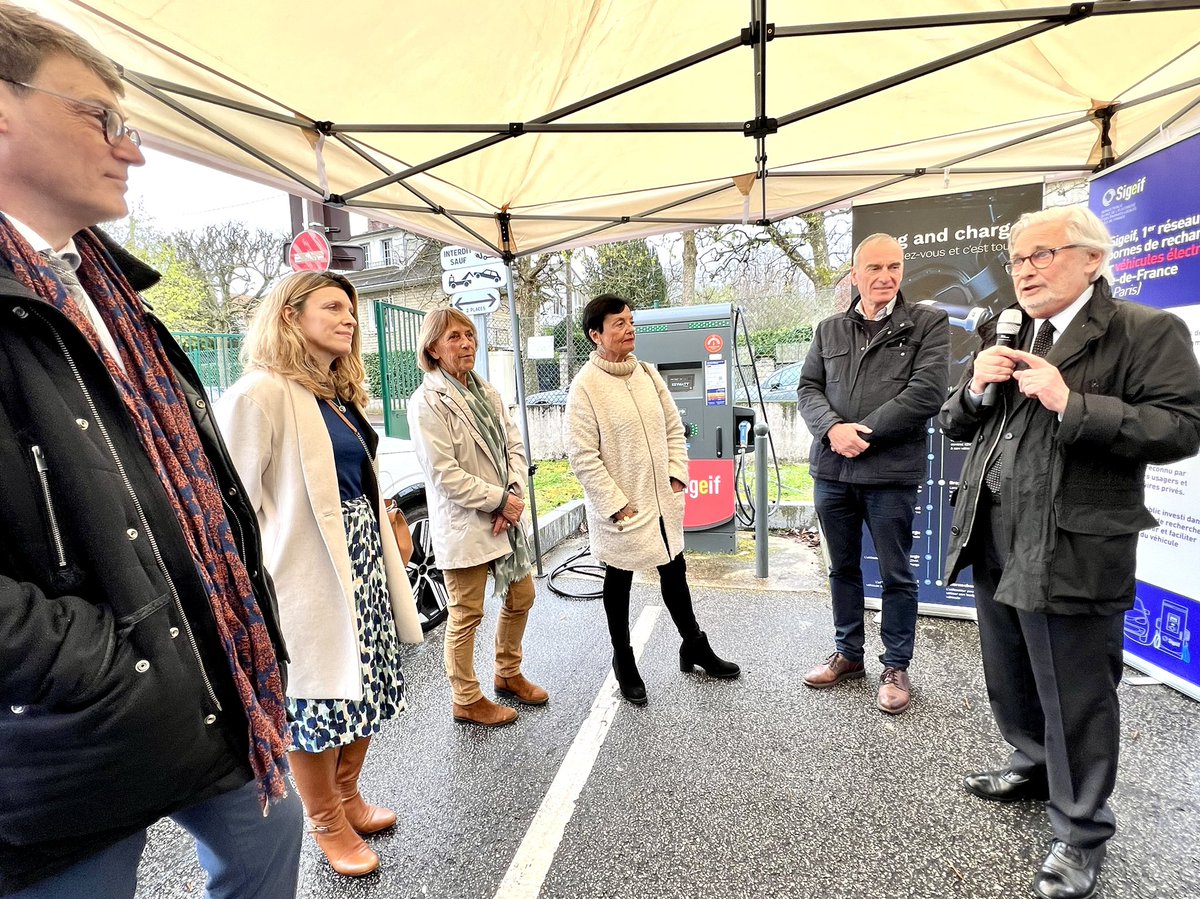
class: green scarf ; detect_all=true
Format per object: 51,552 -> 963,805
448,371 -> 532,596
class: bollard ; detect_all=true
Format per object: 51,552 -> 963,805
755,421 -> 769,578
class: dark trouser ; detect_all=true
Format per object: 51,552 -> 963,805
972,494 -> 1124,848
814,479 -> 919,669
603,520 -> 701,647
8,777 -> 303,899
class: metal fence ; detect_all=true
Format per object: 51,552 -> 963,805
172,332 -> 244,399
516,309 -> 814,404
374,302 -> 426,439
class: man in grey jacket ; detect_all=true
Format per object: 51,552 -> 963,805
941,206 -> 1200,899
797,233 -> 949,714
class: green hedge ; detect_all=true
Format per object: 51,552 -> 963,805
364,350 -> 422,400
747,325 -> 813,361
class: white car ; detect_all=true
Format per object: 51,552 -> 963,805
375,432 -> 449,631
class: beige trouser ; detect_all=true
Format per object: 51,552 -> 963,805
442,565 -> 536,705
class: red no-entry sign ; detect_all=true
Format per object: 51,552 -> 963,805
288,229 -> 331,272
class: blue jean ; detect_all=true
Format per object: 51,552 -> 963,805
814,479 -> 919,669
9,777 -> 303,899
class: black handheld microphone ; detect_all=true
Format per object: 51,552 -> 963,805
981,308 -> 1024,408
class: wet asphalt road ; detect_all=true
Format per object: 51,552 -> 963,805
133,539 -> 1200,899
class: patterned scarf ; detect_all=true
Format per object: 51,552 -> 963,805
447,370 -> 532,596
0,217 -> 290,809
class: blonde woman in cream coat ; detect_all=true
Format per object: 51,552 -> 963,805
565,293 -> 739,707
216,271 -> 422,878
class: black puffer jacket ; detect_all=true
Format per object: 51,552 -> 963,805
797,292 -> 950,485
0,231 -> 287,894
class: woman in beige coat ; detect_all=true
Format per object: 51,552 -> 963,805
216,272 -> 422,878
565,294 -> 739,705
408,308 -> 548,727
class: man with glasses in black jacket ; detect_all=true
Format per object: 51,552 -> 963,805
941,205 -> 1200,899
0,6 -> 301,896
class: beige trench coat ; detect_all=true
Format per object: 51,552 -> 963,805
407,368 -> 530,570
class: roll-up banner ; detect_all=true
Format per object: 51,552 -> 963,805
1090,133 -> 1200,702
851,185 -> 1042,617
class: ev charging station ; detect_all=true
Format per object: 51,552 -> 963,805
633,303 -> 756,553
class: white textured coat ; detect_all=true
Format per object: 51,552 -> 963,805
565,356 -> 689,572
407,368 -> 530,570
215,370 -> 422,701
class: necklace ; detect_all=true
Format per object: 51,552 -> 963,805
324,398 -> 370,458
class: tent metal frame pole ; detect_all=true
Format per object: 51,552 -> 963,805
1118,93 -> 1200,162
497,224 -> 544,577
750,0 -> 772,224
122,70 -> 314,128
334,122 -> 746,134
106,0 -> 1200,252
770,166 -> 1092,176
776,19 -> 1064,128
333,133 -> 503,252
772,1 -> 1200,38
341,35 -> 743,202
122,73 -> 323,195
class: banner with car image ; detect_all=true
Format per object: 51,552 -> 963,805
1091,133 -> 1200,702
852,185 -> 1042,616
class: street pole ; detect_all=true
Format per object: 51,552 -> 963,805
504,261 -> 545,575
755,421 -> 769,578
471,314 -> 490,380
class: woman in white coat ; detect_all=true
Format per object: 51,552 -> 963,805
565,294 -> 739,705
408,308 -> 548,728
216,272 -> 422,878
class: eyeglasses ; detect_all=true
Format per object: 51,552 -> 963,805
1004,245 -> 1080,273
0,77 -> 141,147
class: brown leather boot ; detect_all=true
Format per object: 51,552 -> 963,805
494,673 -> 549,705
288,748 -> 380,876
335,737 -> 397,835
452,695 -> 518,726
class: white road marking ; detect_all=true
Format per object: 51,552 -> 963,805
492,604 -> 662,899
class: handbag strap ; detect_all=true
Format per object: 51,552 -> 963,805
323,398 -> 371,460
323,397 -> 359,435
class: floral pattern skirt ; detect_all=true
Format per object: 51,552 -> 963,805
287,495 -> 406,752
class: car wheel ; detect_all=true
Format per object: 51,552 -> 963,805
397,496 -> 448,632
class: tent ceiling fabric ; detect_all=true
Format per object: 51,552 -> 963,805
26,0 -> 1200,256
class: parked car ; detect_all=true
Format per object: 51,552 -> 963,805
375,431 -> 448,631
523,387 -> 569,406
734,361 -> 803,403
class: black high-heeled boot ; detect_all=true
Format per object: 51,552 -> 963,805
679,631 -> 740,679
612,645 -> 648,705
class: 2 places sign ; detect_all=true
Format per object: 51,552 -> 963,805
441,245 -> 508,315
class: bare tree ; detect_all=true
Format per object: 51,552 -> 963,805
681,230 -> 697,305
695,210 -> 853,294
167,222 -> 291,332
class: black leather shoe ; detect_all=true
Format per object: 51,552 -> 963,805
963,768 -> 1049,802
1031,840 -> 1105,899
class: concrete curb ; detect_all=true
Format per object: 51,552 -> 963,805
532,498 -> 586,554
535,498 -> 814,545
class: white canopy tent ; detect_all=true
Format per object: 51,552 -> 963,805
22,0 -> 1200,260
